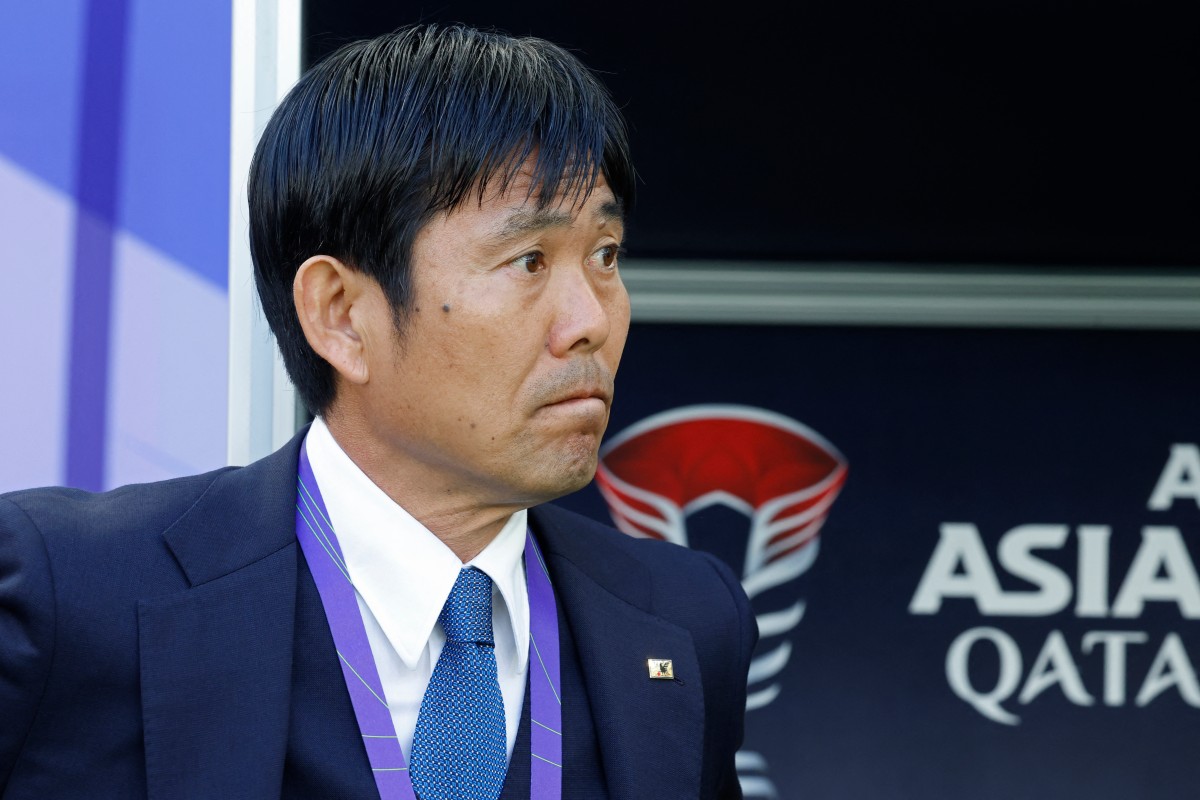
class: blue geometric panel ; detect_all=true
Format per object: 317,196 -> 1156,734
0,0 -> 232,492
0,0 -> 87,195
118,0 -> 231,288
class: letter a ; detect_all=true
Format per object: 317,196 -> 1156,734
910,524 -> 1004,614
1148,444 -> 1200,511
1112,527 -> 1200,619
1019,630 -> 1094,707
1136,633 -> 1200,708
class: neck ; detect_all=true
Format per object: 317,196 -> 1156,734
321,412 -> 520,563
417,507 -> 512,563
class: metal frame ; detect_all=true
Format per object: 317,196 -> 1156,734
622,260 -> 1200,329
226,0 -> 301,466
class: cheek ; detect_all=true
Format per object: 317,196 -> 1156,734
605,288 -> 632,364
437,310 -> 531,392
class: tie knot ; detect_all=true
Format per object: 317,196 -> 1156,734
439,567 -> 495,645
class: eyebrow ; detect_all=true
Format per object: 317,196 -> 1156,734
491,198 -> 625,243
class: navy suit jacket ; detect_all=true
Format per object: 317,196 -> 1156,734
0,432 -> 755,798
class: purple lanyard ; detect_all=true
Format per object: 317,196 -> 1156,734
295,442 -> 563,800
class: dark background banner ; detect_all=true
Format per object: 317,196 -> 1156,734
556,323 -> 1200,799
299,2 -> 1200,795
305,1 -> 1199,268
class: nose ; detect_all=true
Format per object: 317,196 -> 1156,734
545,265 -> 624,358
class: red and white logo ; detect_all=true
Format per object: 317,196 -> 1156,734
598,404 -> 847,597
597,405 -> 847,796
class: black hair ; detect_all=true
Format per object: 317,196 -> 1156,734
248,24 -> 635,414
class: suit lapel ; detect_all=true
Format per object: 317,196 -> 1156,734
530,506 -> 704,799
135,435 -> 704,798
139,433 -> 307,800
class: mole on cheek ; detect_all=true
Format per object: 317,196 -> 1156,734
442,303 -> 451,313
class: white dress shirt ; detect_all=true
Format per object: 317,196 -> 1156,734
305,416 -> 530,762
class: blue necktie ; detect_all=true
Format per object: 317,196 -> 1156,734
410,567 -> 507,800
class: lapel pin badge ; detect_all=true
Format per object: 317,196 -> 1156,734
647,658 -> 674,680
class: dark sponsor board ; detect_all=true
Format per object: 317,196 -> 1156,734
557,322 -> 1200,799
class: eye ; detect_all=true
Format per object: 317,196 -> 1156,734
588,244 -> 622,271
510,252 -> 544,274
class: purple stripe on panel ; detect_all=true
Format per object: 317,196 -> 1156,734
65,0 -> 130,490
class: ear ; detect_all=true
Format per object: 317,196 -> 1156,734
293,255 -> 373,386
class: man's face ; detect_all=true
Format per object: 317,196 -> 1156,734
353,169 -> 630,510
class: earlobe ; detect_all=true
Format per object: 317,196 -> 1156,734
293,256 -> 371,385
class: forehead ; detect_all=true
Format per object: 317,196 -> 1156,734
430,169 -> 624,247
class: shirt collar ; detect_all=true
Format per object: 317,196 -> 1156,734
304,416 -> 529,673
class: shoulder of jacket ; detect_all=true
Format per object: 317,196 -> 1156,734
1,467 -> 236,547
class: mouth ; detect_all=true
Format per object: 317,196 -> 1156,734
535,362 -> 615,419
544,390 -> 609,413
538,379 -> 613,418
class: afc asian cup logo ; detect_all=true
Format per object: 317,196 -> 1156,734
596,405 -> 847,798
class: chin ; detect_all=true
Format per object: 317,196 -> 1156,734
523,445 -> 600,503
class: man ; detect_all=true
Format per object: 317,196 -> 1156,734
0,25 -> 755,799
